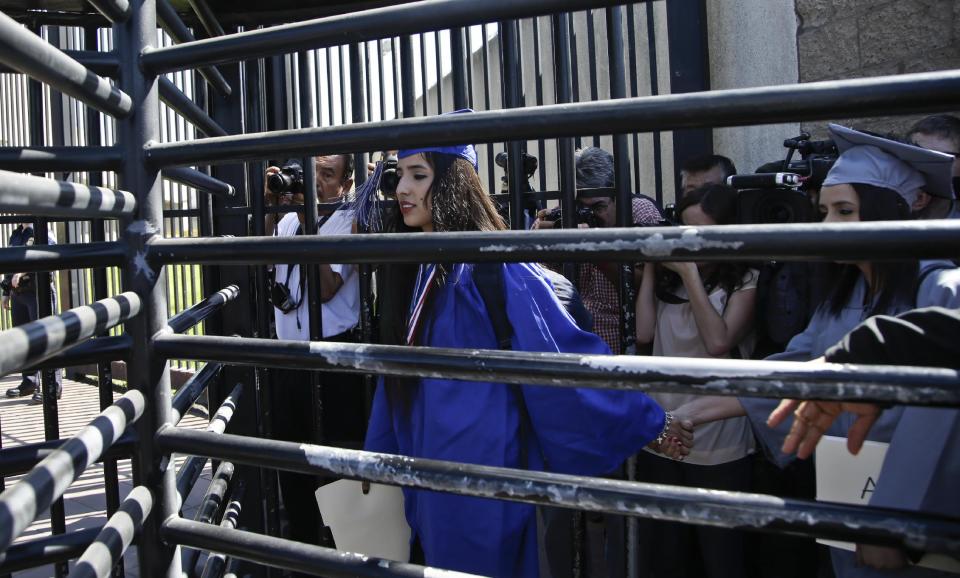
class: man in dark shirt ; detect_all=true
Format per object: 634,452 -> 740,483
3,221 -> 62,402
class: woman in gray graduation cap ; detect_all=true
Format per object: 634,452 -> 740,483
669,124 -> 960,577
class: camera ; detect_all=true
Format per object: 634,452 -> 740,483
270,278 -> 300,313
266,160 -> 305,197
544,205 -> 601,229
380,152 -> 399,196
729,133 -> 838,225
495,151 -> 538,185
0,278 -> 11,294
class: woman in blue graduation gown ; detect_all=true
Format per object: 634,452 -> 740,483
671,125 -> 960,577
364,138 -> 687,577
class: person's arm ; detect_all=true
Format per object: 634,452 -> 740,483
317,264 -> 344,302
635,262 -> 657,345
666,263 -> 756,357
671,395 -> 746,428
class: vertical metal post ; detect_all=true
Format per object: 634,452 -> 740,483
533,17 -> 547,195
608,11 -> 639,578
665,0 -> 713,193
419,33 -> 428,116
349,44 -> 367,188
626,4 -> 641,196
451,27 -> 468,110
501,19 -> 525,230
117,0 -> 179,575
586,10 -> 600,148
27,23 -> 68,578
568,15 -> 582,150
85,22 -> 125,578
552,14 -> 583,576
645,1 -> 664,204
480,24 -> 495,189
434,31 -> 444,113
400,36 -> 416,118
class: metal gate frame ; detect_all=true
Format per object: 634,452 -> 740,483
1,0 -> 960,577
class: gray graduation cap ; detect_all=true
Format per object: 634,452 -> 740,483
826,123 -> 954,199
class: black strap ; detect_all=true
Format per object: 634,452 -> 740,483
472,263 -> 548,470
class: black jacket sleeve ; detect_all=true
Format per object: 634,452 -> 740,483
824,306 -> 960,369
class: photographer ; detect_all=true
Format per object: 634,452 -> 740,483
533,146 -> 662,353
634,184 -> 758,578
262,154 -> 364,554
679,154 -> 737,199
3,220 -> 62,403
907,114 -> 960,219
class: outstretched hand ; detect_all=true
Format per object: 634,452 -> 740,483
767,399 -> 882,459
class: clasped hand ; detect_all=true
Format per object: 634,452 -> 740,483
650,415 -> 695,460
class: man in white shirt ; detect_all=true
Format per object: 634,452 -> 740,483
263,154 -> 364,554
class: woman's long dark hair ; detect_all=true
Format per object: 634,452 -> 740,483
377,153 -> 506,411
824,183 -> 918,316
656,184 -> 750,298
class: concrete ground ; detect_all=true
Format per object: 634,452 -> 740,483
1,374 -> 214,578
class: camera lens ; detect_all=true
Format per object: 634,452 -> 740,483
267,172 -> 292,195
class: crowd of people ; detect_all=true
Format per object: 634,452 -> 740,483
247,111 -> 960,578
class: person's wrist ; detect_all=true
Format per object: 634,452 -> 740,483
655,411 -> 674,446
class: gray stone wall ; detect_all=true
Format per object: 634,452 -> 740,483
796,0 -> 960,138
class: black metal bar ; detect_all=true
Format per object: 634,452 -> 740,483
182,460 -> 235,575
0,293 -> 141,378
198,482 -> 245,578
0,146 -> 123,173
116,1 -> 178,575
185,0 -> 225,38
23,335 -> 132,373
172,362 -> 224,424
86,0 -> 131,24
0,431 -> 137,478
143,0 -> 631,74
400,36 -> 416,117
163,167 -> 236,198
586,9 -> 599,147
163,517 -> 486,578
645,0 -> 662,202
158,77 -> 229,138
434,30 -> 443,113
0,391 -> 146,552
175,383 -> 243,505
0,49 -> 120,77
0,169 -> 136,218
155,0 -> 232,96
350,42 -> 368,186
552,12 -> 577,279
501,19 -> 525,230
0,240 -> 125,273
158,428 -> 960,556
0,12 -> 131,118
665,0 -> 713,192
0,527 -> 101,574
145,70 -> 960,167
153,333 -> 960,406
71,486 -> 153,578
167,285 -> 240,334
150,220 -> 960,266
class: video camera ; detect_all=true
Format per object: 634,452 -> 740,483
379,152 -> 399,196
266,159 -> 305,197
729,133 -> 838,224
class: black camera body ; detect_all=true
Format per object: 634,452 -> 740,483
266,160 -> 305,197
730,133 -> 838,225
0,278 -> 11,294
380,153 -> 399,196
270,280 -> 299,313
545,206 -> 601,229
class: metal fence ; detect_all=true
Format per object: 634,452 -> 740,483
0,0 -> 959,577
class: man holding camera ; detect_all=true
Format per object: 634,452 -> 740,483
3,220 -> 62,403
534,147 -> 662,353
263,154 -> 364,552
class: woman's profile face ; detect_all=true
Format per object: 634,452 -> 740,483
818,183 -> 861,223
396,154 -> 434,232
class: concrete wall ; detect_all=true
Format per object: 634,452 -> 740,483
706,0 -> 801,174
795,0 -> 960,138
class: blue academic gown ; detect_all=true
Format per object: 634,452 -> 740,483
741,261 -> 960,577
365,262 -> 666,577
